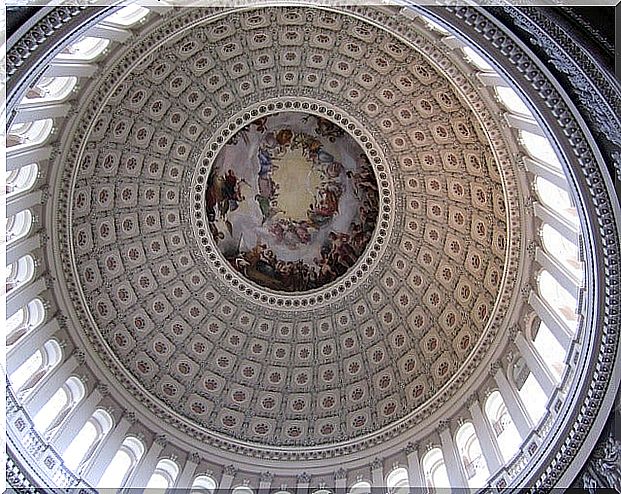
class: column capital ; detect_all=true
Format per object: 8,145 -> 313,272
370,457 -> 382,471
465,393 -> 479,409
508,324 -> 520,342
125,411 -> 137,424
297,472 -> 311,483
526,241 -> 537,260
189,452 -> 201,464
154,433 -> 168,448
489,360 -> 502,376
334,468 -> 347,480
260,471 -> 274,483
404,441 -> 417,456
520,284 -> 532,303
74,349 -> 86,365
96,382 -> 109,395
44,275 -> 55,289
223,464 -> 237,476
437,419 -> 451,433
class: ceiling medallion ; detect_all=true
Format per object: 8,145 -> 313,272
192,99 -> 392,304
203,110 -> 379,292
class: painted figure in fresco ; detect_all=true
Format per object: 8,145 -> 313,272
262,128 -> 294,156
213,113 -> 380,292
205,166 -> 248,236
255,194 -> 282,225
300,115 -> 344,142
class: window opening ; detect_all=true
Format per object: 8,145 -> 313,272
538,270 -> 578,332
532,321 -> 566,380
455,422 -> 489,487
484,391 -> 521,461
422,448 -> 450,492
98,436 -> 145,488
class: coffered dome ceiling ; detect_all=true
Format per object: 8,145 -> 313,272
55,6 -> 521,452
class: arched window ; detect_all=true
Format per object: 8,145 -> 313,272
6,254 -> 36,293
518,372 -> 548,425
496,87 -> 533,117
232,487 -> 254,494
32,376 -> 84,436
422,17 -> 449,36
520,130 -> 562,170
6,210 -> 33,244
386,467 -> 409,494
56,37 -> 109,61
10,339 -> 62,396
538,270 -> 578,332
541,224 -> 582,279
349,481 -> 371,494
422,448 -> 450,492
484,391 -> 521,461
191,474 -> 217,493
63,409 -> 113,472
455,422 -> 489,486
532,321 -> 566,380
104,5 -> 149,26
7,119 -> 54,149
6,163 -> 38,196
535,177 -> 580,227
23,77 -> 77,103
146,458 -> 180,491
98,436 -> 145,488
462,46 -> 493,72
6,297 -> 45,347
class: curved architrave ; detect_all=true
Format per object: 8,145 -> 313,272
4,4 -> 620,491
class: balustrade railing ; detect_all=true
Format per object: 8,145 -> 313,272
6,384 -> 96,492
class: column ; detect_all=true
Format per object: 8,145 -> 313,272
44,61 -> 98,78
440,36 -> 463,50
7,233 -> 41,265
6,189 -> 43,216
439,425 -> 469,489
533,202 -> 579,244
535,248 -> 581,296
528,291 -> 573,351
476,72 -> 509,87
6,145 -> 52,170
219,465 -> 236,490
126,435 -> 166,488
13,103 -> 71,125
86,23 -> 132,43
334,468 -> 347,494
50,385 -> 104,454
504,113 -> 542,135
523,157 -> 566,189
405,443 -> 424,490
492,363 -> 533,440
174,452 -> 200,489
515,332 -> 557,396
7,317 -> 59,374
23,351 -> 81,415
7,277 -> 46,318
370,458 -> 384,494
296,472 -> 311,494
258,471 -> 273,494
467,397 -> 503,474
82,413 -> 133,486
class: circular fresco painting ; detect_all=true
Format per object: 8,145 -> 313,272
206,112 -> 379,292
